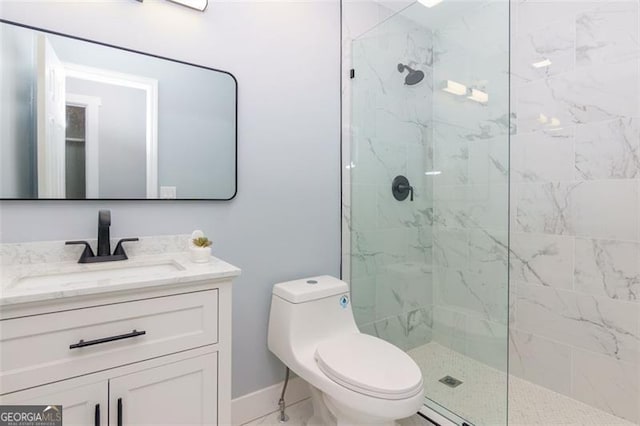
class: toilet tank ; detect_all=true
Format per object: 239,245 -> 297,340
267,276 -> 359,361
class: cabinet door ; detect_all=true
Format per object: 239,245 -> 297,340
0,378 -> 107,426
109,352 -> 217,426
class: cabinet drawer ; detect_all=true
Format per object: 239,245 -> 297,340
0,289 -> 218,394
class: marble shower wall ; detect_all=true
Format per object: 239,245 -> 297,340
429,0 -> 511,372
509,0 -> 640,423
341,0 -> 414,292
343,1 -> 638,422
345,11 -> 435,352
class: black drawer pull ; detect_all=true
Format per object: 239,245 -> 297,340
117,398 -> 123,426
69,329 -> 146,349
94,403 -> 100,426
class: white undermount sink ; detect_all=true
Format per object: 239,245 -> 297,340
11,260 -> 186,291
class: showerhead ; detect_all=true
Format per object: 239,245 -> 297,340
397,63 -> 425,86
405,70 -> 425,85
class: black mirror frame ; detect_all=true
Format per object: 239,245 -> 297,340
0,19 -> 238,201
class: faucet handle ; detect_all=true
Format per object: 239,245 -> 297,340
66,240 -> 96,263
113,238 -> 139,258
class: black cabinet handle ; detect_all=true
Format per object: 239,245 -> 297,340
69,330 -> 146,349
117,398 -> 123,426
94,403 -> 100,426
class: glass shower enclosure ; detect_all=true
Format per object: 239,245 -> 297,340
342,1 -> 510,424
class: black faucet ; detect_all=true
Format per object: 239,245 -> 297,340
66,210 -> 139,263
97,209 -> 111,257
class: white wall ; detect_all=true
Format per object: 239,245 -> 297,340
0,0 -> 341,399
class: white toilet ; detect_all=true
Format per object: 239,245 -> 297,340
267,276 -> 424,426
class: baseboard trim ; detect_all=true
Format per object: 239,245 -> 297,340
232,376 -> 311,425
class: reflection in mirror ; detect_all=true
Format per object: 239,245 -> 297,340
0,21 -> 237,200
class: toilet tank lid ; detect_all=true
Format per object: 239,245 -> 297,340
273,275 -> 348,303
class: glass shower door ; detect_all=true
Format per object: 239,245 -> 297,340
346,1 -> 510,425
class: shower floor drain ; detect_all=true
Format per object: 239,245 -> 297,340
439,375 -> 463,388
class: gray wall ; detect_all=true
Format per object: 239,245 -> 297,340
66,78 -> 147,198
0,25 -> 36,198
0,0 -> 340,398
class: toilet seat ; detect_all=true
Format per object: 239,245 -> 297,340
314,333 -> 423,400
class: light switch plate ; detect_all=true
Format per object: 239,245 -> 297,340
160,186 -> 177,199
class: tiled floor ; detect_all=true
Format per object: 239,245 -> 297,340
408,342 -> 637,426
241,399 -> 434,426
241,399 -> 314,426
243,341 -> 636,426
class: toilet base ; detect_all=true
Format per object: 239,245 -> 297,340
306,385 -> 398,426
306,386 -> 335,426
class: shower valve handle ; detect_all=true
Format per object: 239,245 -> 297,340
392,175 -> 414,202
398,184 -> 413,201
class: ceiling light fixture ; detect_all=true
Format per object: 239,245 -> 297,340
418,0 -> 443,7
167,0 -> 208,11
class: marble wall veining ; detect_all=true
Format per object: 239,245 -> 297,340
343,2 -> 511,424
344,9 -> 435,352
344,0 -> 638,424
429,0 -> 511,377
509,0 -> 640,423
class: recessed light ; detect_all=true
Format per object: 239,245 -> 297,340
418,0 -> 443,8
167,0 -> 208,11
425,171 -> 442,176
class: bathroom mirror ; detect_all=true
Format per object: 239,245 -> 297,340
0,20 -> 237,200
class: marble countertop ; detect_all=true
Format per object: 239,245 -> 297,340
0,252 -> 241,307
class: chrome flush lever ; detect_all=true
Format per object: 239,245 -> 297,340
392,175 -> 414,202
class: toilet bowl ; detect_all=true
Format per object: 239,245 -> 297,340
267,276 -> 424,426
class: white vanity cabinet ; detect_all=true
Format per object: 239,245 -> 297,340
109,352 -> 217,426
2,349 -> 218,426
1,378 -> 108,425
0,253 -> 239,426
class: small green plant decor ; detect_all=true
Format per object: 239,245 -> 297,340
192,236 -> 212,248
190,231 -> 212,263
